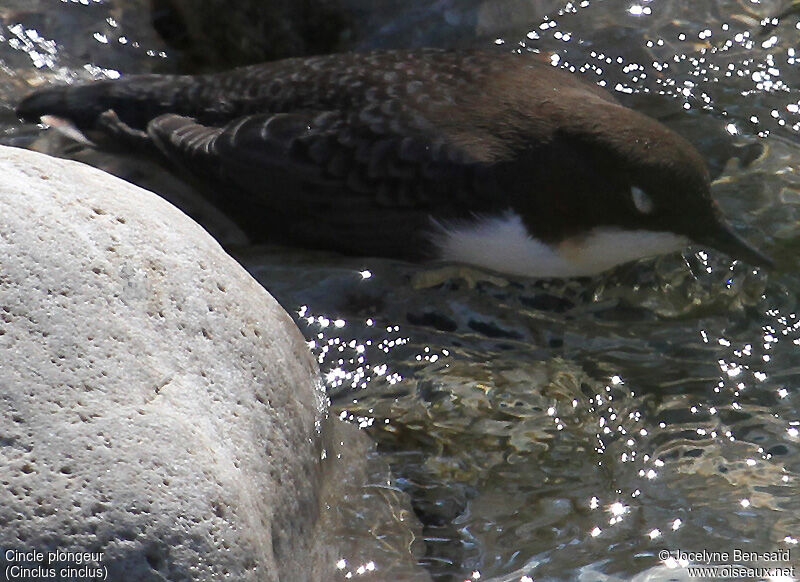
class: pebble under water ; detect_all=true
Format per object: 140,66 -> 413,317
1,0 -> 799,580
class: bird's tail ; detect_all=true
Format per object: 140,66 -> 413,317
17,82 -> 113,128
16,75 -> 192,132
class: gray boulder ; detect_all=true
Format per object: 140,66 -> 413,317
0,146 -> 425,581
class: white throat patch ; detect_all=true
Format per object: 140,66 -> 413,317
432,211 -> 688,278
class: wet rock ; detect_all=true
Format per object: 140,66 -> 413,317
149,0 -> 564,70
151,0 -> 348,70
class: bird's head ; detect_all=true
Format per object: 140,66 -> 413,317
507,99 -> 773,274
592,108 -> 771,268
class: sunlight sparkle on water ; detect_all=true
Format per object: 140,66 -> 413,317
609,502 -> 627,516
628,4 -> 652,16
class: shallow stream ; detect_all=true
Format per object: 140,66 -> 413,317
1,1 -> 799,580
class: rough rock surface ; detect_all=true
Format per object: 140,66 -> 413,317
0,145 -> 333,580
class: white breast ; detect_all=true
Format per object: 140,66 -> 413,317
432,211 -> 688,278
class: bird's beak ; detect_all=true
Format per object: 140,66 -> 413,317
695,218 -> 773,268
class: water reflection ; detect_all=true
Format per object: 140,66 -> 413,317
248,242 -> 800,580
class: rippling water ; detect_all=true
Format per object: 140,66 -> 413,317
2,1 -> 799,580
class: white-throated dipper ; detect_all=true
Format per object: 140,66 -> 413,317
17,49 -> 772,278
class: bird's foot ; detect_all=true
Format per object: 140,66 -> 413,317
95,109 -> 151,151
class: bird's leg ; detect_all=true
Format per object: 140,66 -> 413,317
94,109 -> 152,151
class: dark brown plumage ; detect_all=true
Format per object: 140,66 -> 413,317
17,49 -> 771,275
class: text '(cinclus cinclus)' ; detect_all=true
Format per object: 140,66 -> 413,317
17,49 -> 772,278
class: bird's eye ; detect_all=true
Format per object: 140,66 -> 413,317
631,186 -> 655,214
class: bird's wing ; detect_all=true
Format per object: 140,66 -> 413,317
147,107 -> 489,211
145,108 -> 499,256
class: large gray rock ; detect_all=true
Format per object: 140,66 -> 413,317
0,146 -> 425,581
